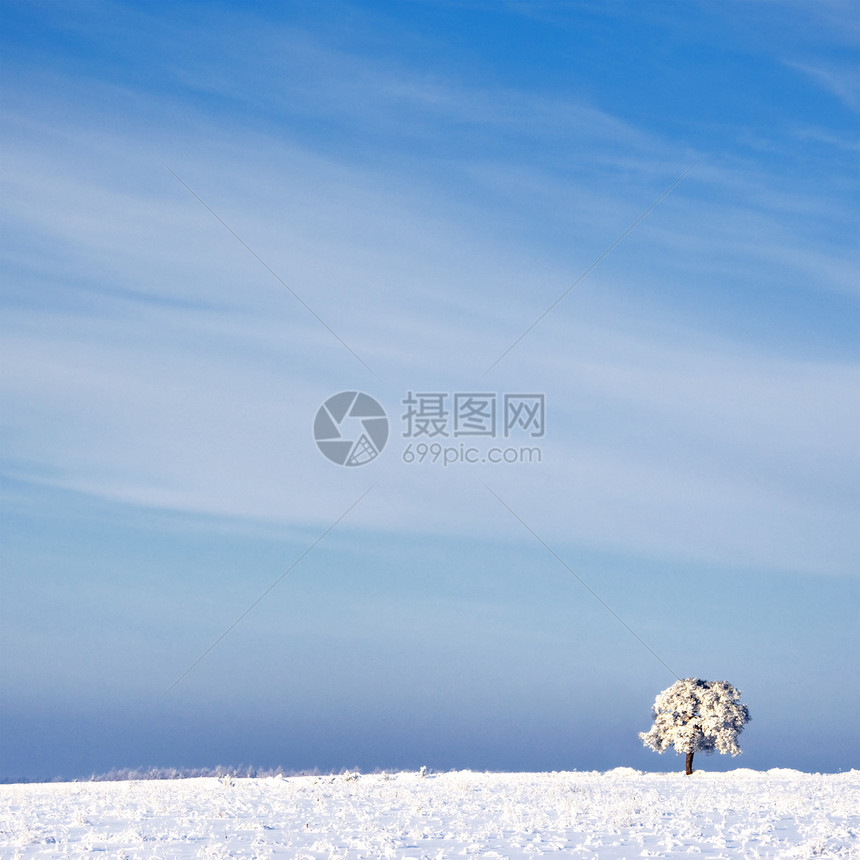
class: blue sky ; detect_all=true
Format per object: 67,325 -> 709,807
1,0 -> 858,780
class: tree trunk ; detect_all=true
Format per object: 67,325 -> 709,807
685,752 -> 694,775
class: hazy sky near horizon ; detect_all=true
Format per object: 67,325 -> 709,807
1,0 -> 858,780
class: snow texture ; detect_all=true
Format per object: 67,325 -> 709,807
640,678 -> 751,757
1,769 -> 858,858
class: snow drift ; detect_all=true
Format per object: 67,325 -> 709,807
1,768 -> 857,858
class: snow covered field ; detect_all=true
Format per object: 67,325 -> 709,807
1,768 -> 857,858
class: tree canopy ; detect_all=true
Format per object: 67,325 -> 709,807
640,678 -> 751,764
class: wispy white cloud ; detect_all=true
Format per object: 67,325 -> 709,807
1,3 -> 857,583
788,61 -> 860,113
3,241 -> 857,578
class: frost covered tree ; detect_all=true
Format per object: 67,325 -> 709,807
639,678 -> 750,775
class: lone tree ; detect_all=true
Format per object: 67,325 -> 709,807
639,678 -> 750,775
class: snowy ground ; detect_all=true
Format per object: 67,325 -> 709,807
1,768 -> 857,858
